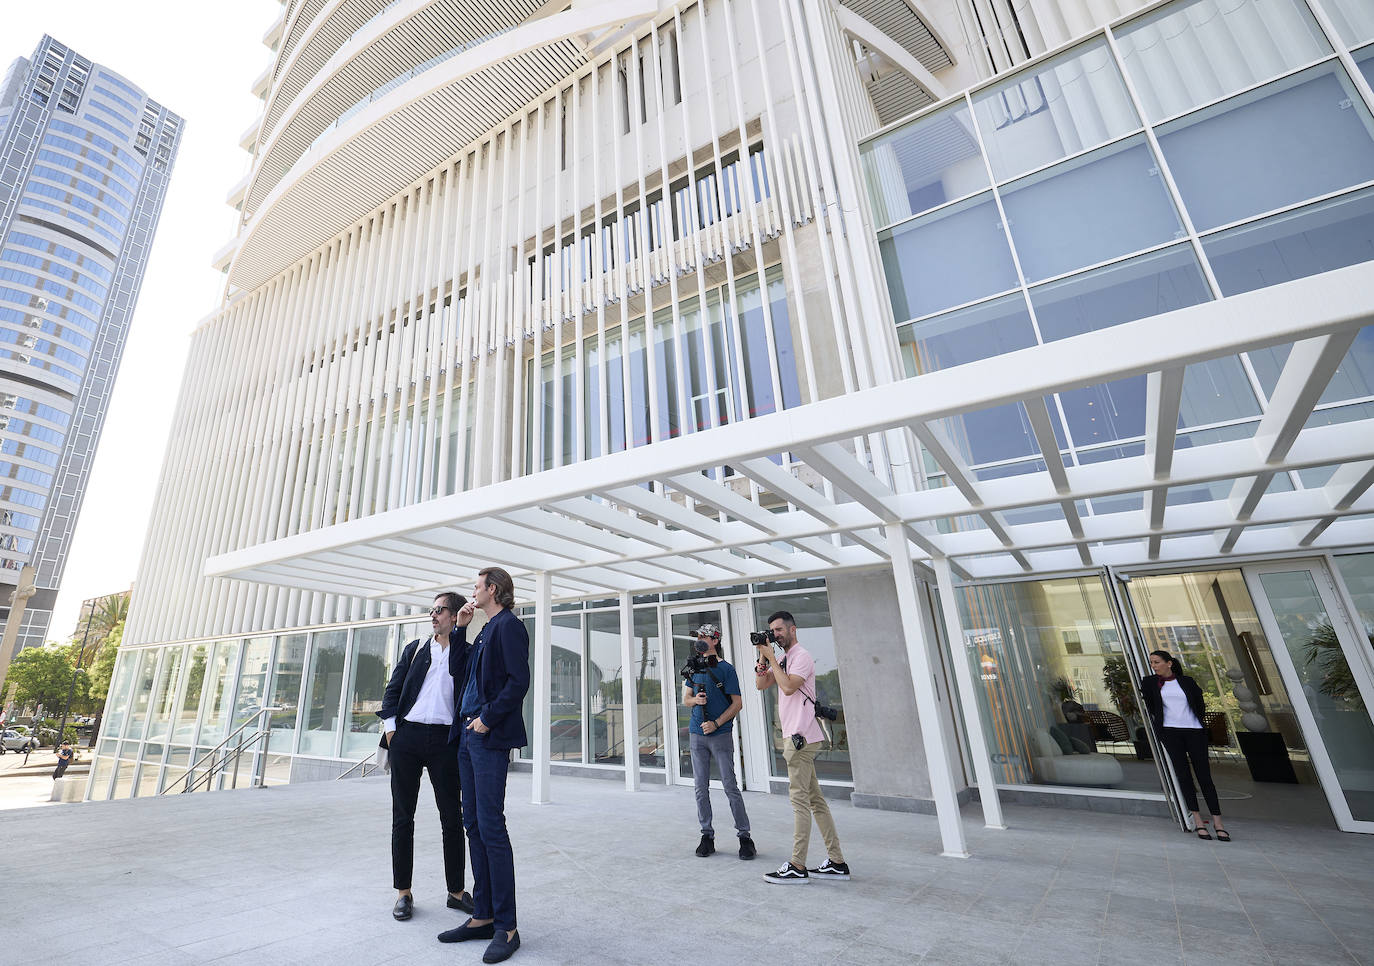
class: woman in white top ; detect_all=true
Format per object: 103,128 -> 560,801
1141,650 -> 1231,841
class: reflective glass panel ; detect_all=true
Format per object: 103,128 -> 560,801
145,646 -> 183,742
88,756 -> 113,801
232,637 -> 273,731
343,625 -> 392,758
1247,328 -> 1374,406
1158,63 -> 1374,231
196,642 -> 238,747
631,606 -> 665,769
134,761 -> 159,798
111,760 -> 134,800
935,401 -> 1045,467
957,576 -> 1163,793
551,615 -> 583,763
861,99 -> 988,227
172,643 -> 209,744
300,630 -> 347,756
1258,569 -> 1374,821
897,292 -> 1036,376
1116,0 -> 1331,123
752,592 -> 849,782
736,268 -> 802,418
267,633 -> 307,752
586,611 -> 622,764
974,39 -> 1139,182
1002,136 -> 1184,281
879,191 -> 1019,322
100,650 -> 139,739
1204,186 -> 1374,295
1333,554 -> 1374,656
670,607 -> 728,782
1359,44 -> 1374,88
123,649 -> 158,741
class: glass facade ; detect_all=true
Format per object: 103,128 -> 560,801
862,0 -> 1374,509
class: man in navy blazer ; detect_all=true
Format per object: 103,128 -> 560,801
438,567 -> 529,964
378,591 -> 473,922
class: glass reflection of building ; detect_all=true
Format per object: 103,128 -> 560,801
89,0 -> 1374,836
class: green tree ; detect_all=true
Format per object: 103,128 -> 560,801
86,621 -> 123,741
1305,622 -> 1368,711
1,646 -> 76,713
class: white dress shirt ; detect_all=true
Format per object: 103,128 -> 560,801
382,636 -> 455,732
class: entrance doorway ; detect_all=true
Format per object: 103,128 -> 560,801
662,602 -> 770,792
1120,560 -> 1374,832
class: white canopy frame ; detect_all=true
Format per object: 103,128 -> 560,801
208,261 -> 1374,855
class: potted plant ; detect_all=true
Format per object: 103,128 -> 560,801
1102,658 -> 1152,760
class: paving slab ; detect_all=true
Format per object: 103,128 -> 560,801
0,772 -> 1371,965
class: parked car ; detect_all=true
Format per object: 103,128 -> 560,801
1,730 -> 39,753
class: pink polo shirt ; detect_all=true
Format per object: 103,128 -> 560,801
777,643 -> 825,745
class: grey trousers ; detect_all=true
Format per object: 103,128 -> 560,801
689,730 -> 750,837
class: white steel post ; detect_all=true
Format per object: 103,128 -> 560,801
886,524 -> 969,858
932,556 -> 1005,830
619,592 -> 640,792
532,571 -> 552,804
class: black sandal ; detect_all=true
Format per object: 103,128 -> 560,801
1215,829 -> 1232,842
1194,825 -> 1212,839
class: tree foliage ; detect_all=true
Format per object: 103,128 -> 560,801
1,646 -> 79,713
1305,622 -> 1368,711
87,620 -> 123,705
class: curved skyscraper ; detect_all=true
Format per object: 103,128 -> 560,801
0,35 -> 182,665
96,0 -> 1374,842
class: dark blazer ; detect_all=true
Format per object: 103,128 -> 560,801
1139,672 -> 1208,733
378,627 -> 468,745
451,607 -> 530,751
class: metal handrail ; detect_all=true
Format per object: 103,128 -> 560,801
162,706 -> 281,795
336,756 -> 382,781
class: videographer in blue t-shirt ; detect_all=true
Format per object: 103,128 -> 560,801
681,623 -> 755,860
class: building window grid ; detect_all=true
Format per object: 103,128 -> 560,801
866,1 -> 1374,508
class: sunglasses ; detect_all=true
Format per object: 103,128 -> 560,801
429,606 -> 452,615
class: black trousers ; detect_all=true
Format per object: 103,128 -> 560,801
1161,726 -> 1221,816
389,720 -> 464,893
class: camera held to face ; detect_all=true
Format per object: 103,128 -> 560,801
749,629 -> 777,647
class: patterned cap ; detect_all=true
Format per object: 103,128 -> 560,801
695,623 -> 721,640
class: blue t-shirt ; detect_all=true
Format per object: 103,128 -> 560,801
687,660 -> 741,735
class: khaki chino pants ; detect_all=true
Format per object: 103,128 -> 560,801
783,739 -> 844,868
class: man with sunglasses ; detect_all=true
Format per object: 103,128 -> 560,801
379,591 -> 473,921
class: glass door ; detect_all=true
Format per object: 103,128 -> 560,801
1244,561 -> 1374,833
664,603 -> 745,789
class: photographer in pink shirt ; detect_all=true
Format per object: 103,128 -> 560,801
754,610 -> 850,885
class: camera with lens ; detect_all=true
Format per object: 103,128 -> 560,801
814,703 -> 839,721
749,629 -> 777,647
680,652 -> 715,678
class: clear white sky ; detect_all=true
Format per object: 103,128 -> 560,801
5,1 -> 279,642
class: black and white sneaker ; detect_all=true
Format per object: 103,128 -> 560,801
808,859 -> 851,881
763,862 -> 809,884
695,833 -> 715,857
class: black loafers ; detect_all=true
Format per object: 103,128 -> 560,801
483,929 -> 521,963
438,918 -> 496,943
393,895 -> 414,920
447,892 -> 475,914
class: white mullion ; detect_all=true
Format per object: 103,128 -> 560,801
313,225 -> 364,531
491,127 -> 516,483
301,231 -> 352,535
551,93 -> 567,469
332,215 -> 381,527
472,140 -> 499,489
400,176 -> 440,508
531,99 -> 547,475
375,188 -> 423,514
346,207 -> 394,527
714,1 -> 764,428
284,241 -> 340,541
610,59 -> 634,458
454,147 -> 486,493
673,8 -> 725,433
389,180 -> 432,511
437,153 -> 471,495
571,71 -> 587,465
628,39 -> 663,451
421,164 -> 458,501
648,22 -> 692,442
510,117 -> 531,482
263,255 -> 321,542
590,62 -> 610,460
359,196 -> 407,519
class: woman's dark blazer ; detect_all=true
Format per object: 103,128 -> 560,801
1139,672 -> 1208,733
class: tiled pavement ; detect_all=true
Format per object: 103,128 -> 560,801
1,771 -> 1371,965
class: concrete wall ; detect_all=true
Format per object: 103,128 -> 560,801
827,569 -> 968,812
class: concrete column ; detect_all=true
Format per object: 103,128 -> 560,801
532,572 -> 552,804
887,524 -> 969,858
933,556 -> 1005,830
619,592 -> 640,791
